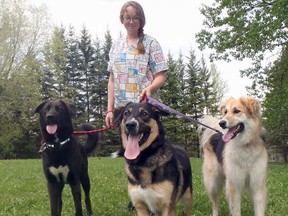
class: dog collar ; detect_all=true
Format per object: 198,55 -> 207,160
39,138 -> 70,154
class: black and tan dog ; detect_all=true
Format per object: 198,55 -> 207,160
33,100 -> 98,216
115,102 -> 193,216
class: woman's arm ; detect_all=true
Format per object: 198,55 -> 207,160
105,73 -> 115,126
140,71 -> 167,97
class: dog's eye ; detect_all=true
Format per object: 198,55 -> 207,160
141,111 -> 148,116
44,105 -> 50,111
124,110 -> 130,117
234,109 -> 240,114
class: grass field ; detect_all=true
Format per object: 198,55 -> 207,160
0,158 -> 287,216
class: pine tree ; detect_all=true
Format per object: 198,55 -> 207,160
41,26 -> 67,100
90,30 -> 112,127
64,25 -> 81,104
77,26 -> 96,122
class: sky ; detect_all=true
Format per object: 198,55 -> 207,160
32,0 -> 252,98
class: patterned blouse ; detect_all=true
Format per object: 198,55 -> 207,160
107,34 -> 168,107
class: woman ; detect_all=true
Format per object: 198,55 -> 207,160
105,1 -> 168,126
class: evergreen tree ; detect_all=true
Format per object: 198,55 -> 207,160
161,52 -> 185,145
77,26 -> 96,122
263,46 -> 288,162
41,26 -> 68,100
90,30 -> 112,126
209,63 -> 227,115
64,25 -> 81,103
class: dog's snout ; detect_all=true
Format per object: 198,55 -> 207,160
219,120 -> 227,129
126,121 -> 137,131
46,113 -> 57,123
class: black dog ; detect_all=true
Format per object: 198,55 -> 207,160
115,102 -> 193,216
33,100 -> 98,216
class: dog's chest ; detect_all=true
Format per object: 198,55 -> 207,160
130,186 -> 164,213
48,165 -> 70,183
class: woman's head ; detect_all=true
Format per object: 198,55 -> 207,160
120,1 -> 146,54
120,1 -> 146,33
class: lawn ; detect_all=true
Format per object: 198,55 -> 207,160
0,158 -> 287,215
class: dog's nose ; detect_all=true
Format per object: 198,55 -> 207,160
219,120 -> 227,129
126,121 -> 137,131
46,114 -> 56,122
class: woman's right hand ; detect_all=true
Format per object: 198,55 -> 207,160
105,111 -> 114,127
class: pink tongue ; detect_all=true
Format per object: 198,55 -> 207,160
222,128 -> 236,143
46,125 -> 57,134
124,134 -> 141,160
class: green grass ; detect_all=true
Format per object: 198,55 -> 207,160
0,158 -> 287,215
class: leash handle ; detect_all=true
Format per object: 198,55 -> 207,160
140,93 -> 147,103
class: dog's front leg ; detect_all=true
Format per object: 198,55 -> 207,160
48,182 -> 64,216
226,180 -> 242,216
249,182 -> 267,216
134,202 -> 150,216
70,183 -> 83,216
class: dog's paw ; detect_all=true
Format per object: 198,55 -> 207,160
111,150 -> 120,159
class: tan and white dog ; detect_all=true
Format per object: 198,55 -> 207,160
198,96 -> 268,216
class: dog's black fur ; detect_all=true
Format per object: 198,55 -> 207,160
115,102 -> 193,216
33,100 -> 98,216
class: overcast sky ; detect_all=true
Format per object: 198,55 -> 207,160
33,0 -> 252,98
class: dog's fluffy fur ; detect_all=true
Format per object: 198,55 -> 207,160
115,102 -> 193,216
198,96 -> 268,216
33,100 -> 98,216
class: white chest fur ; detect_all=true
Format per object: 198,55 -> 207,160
129,186 -> 164,213
49,165 -> 70,183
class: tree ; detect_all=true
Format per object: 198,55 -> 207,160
196,0 -> 288,97
90,30 -> 112,126
64,25 -> 81,103
263,47 -> 288,162
77,26 -> 96,122
41,26 -> 68,100
196,0 -> 288,61
206,63 -> 227,115
0,0 -> 50,158
161,52 -> 186,145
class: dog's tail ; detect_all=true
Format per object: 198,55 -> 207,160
80,123 -> 99,154
197,115 -> 223,148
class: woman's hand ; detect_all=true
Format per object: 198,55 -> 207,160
105,111 -> 114,127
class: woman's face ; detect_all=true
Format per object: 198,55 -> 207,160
122,6 -> 140,35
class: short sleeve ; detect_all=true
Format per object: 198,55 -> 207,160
107,42 -> 116,73
148,38 -> 168,75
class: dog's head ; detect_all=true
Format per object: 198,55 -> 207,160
219,96 -> 262,143
115,102 -> 169,160
33,100 -> 76,137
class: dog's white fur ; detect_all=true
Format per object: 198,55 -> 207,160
199,96 -> 268,216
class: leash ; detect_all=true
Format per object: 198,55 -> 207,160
73,94 -> 221,135
73,94 -> 147,135
145,95 -> 223,134
72,123 -> 119,135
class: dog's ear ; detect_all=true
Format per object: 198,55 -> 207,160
67,103 -> 77,119
113,102 -> 133,123
219,97 -> 234,116
152,104 -> 170,117
31,101 -> 48,116
240,96 -> 261,118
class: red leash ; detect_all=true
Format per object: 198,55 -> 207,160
73,94 -> 148,135
72,123 -> 119,135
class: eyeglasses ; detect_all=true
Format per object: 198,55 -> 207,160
123,16 -> 140,23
